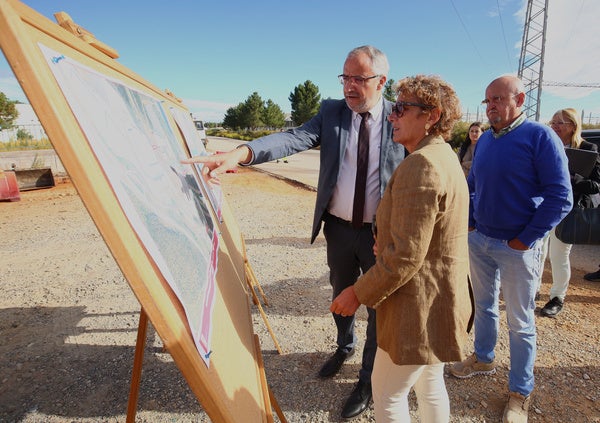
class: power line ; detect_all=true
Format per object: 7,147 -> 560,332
543,81 -> 600,88
449,0 -> 486,66
564,0 -> 586,45
496,0 -> 515,70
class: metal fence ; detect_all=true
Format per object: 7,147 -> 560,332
0,123 -> 47,142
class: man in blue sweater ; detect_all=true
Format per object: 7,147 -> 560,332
450,75 -> 572,423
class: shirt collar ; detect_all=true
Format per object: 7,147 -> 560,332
491,113 -> 526,138
352,98 -> 384,123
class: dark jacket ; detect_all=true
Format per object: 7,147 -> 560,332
572,140 -> 600,208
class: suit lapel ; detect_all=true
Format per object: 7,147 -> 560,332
339,105 -> 352,164
380,100 -> 393,162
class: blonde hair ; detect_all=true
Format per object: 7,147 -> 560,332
557,108 -> 584,148
394,74 -> 462,140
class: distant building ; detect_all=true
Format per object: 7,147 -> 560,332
0,103 -> 47,142
284,113 -> 295,129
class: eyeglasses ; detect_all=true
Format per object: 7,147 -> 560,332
391,101 -> 435,117
481,94 -> 518,105
338,74 -> 380,85
549,121 -> 571,126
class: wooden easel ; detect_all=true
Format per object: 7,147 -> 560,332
126,308 -> 288,423
0,2 -> 283,420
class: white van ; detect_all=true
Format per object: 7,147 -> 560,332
193,119 -> 208,147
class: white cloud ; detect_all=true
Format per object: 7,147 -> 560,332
181,98 -> 235,123
543,0 -> 600,98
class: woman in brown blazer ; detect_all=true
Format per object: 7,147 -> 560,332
331,74 -> 473,422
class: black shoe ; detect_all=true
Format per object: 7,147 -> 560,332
341,380 -> 372,419
540,297 -> 564,317
583,268 -> 600,282
318,348 -> 354,378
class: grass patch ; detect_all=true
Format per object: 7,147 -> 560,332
0,138 -> 53,152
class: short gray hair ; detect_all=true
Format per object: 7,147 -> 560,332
346,45 -> 389,76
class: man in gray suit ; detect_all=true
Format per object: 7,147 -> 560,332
184,45 -> 405,419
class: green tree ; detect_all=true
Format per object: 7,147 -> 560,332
222,92 -> 286,130
262,99 -> 285,128
222,104 -> 244,129
0,92 -> 19,129
449,121 -> 470,150
16,128 -> 33,141
383,78 -> 396,102
241,92 -> 265,129
289,80 -> 320,126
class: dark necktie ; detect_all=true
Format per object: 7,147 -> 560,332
352,112 -> 370,228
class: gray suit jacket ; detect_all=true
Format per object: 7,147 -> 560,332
246,98 -> 405,243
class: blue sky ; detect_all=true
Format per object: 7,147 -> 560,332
1,0 -> 599,124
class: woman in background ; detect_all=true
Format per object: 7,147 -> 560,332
458,121 -> 485,176
539,108 -> 600,317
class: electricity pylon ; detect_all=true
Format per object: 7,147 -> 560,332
517,0 -> 549,121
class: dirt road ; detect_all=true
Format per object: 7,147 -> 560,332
1,170 -> 599,422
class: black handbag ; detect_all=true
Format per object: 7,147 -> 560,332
554,206 -> 600,245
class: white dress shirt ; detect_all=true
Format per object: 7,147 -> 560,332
328,99 -> 383,223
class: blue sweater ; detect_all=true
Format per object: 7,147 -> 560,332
468,119 -> 573,247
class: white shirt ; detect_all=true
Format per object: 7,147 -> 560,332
328,99 -> 383,223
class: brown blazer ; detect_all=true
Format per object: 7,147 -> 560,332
354,135 -> 473,365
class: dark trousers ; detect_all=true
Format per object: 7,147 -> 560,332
323,213 -> 377,384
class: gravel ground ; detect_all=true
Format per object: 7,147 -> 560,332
1,168 -> 599,422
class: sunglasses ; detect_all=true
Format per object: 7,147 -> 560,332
391,101 -> 435,117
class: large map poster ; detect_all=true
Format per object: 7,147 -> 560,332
39,43 -> 218,365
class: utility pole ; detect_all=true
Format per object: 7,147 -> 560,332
517,0 -> 549,121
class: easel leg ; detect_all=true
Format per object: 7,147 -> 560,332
241,234 -> 283,353
242,235 -> 269,306
126,308 -> 148,423
268,385 -> 288,423
246,266 -> 284,354
254,335 -> 288,423
247,260 -> 269,306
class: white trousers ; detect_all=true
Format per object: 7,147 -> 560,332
371,347 -> 449,423
537,229 -> 573,301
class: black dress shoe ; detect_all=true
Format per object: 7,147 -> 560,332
341,380 -> 372,419
540,297 -> 564,317
318,348 -> 354,378
584,268 -> 600,282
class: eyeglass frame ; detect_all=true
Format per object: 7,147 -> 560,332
481,94 -> 519,106
548,120 -> 572,126
338,74 -> 381,85
391,101 -> 435,117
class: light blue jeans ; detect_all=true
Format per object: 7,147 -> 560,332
469,230 -> 542,397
